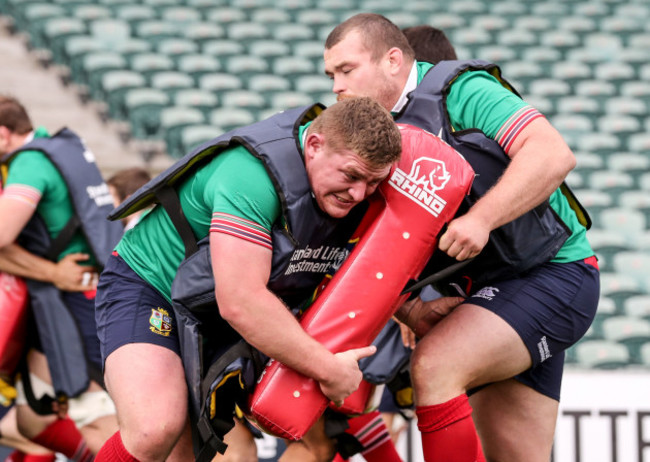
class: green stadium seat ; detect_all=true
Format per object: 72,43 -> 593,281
156,38 -> 200,64
199,73 -> 243,93
220,90 -> 266,110
452,28 -> 493,51
114,5 -> 157,28
488,1 -> 528,20
550,61 -> 592,83
177,54 -> 221,85
448,0 -> 487,15
181,23 -> 225,47
641,342 -> 650,368
601,316 -> 650,362
383,12 -> 420,29
600,16 -> 644,39
269,91 -> 312,110
628,33 -> 650,50
159,106 -> 206,158
225,55 -> 269,76
584,33 -> 624,60
110,39 -> 153,60
427,13 -> 467,32
615,3 -> 650,19
205,7 -> 247,24
627,134 -> 650,155
531,2 -> 570,19
574,152 -> 606,173
173,89 -> 219,118
159,6 -> 203,26
124,88 -> 171,140
14,3 -> 65,37
100,70 -> 147,120
293,40 -> 327,61
250,8 -> 292,24
573,188 -> 613,217
564,171 -> 585,189
623,295 -> 650,321
179,125 -> 224,157
528,79 -> 571,98
574,132 -> 621,154
271,56 -> 316,78
248,74 -> 292,97
613,252 -> 650,285
599,207 -> 646,242
294,75 -> 333,97
150,71 -> 195,97
540,31 -> 581,53
573,2 -> 610,20
470,15 -> 509,33
185,0 -> 228,11
515,16 -> 552,33
64,36 -> 106,82
550,114 -> 594,139
209,107 -> 256,132
88,19 -> 132,50
248,40 -> 291,61
605,97 -> 647,117
573,340 -> 630,369
73,5 -> 112,23
226,22 -> 270,43
231,0 -> 272,8
271,23 -> 315,41
617,48 -> 648,74
135,20 -> 181,44
557,16 -> 597,37
556,96 -> 601,117
129,53 -> 175,82
597,115 -> 642,139
201,39 -> 245,66
574,80 -> 617,107
477,46 -> 517,65
521,46 -> 562,66
38,17 -> 87,64
294,9 -> 338,26
618,191 -> 650,223
587,229 -> 630,271
359,0 -> 401,14
595,62 -> 637,85
588,170 -> 635,197
141,0 -> 179,6
82,51 -> 129,100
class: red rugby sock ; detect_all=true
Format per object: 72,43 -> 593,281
346,411 -> 402,462
416,394 -> 485,462
95,431 -> 140,462
22,454 -> 56,462
31,418 -> 92,462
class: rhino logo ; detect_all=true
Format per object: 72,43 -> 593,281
408,157 -> 451,193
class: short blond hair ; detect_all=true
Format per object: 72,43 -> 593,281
309,97 -> 401,168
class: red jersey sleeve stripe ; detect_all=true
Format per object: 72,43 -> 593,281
210,215 -> 272,250
495,106 -> 544,155
2,184 -> 42,208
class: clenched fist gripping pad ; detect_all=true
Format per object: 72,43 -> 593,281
248,124 -> 475,439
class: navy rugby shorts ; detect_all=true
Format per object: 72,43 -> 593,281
95,253 -> 181,366
467,257 -> 599,401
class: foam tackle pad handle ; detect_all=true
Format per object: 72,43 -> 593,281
248,125 -> 475,439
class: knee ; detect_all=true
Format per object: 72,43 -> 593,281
410,344 -> 442,388
121,415 -> 186,460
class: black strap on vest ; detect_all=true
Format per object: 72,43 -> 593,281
155,186 -> 199,259
195,340 -> 265,462
45,215 -> 80,261
19,360 -> 57,416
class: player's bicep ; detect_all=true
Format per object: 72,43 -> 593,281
0,185 -> 40,247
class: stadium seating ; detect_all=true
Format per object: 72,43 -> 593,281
2,0 -> 648,371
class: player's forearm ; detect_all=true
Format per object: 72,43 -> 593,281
219,291 -> 339,383
0,244 -> 56,281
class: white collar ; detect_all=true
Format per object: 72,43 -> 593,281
22,130 -> 35,145
391,62 -> 418,113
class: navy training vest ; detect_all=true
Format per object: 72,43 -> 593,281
396,60 -> 578,289
1,128 -> 122,399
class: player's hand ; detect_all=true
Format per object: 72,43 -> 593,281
438,214 -> 489,261
393,314 -> 417,349
319,345 -> 376,406
396,297 -> 464,338
52,253 -> 97,292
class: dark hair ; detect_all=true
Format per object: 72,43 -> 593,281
107,167 -> 152,202
325,13 -> 415,62
0,95 -> 33,134
402,25 -> 457,63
